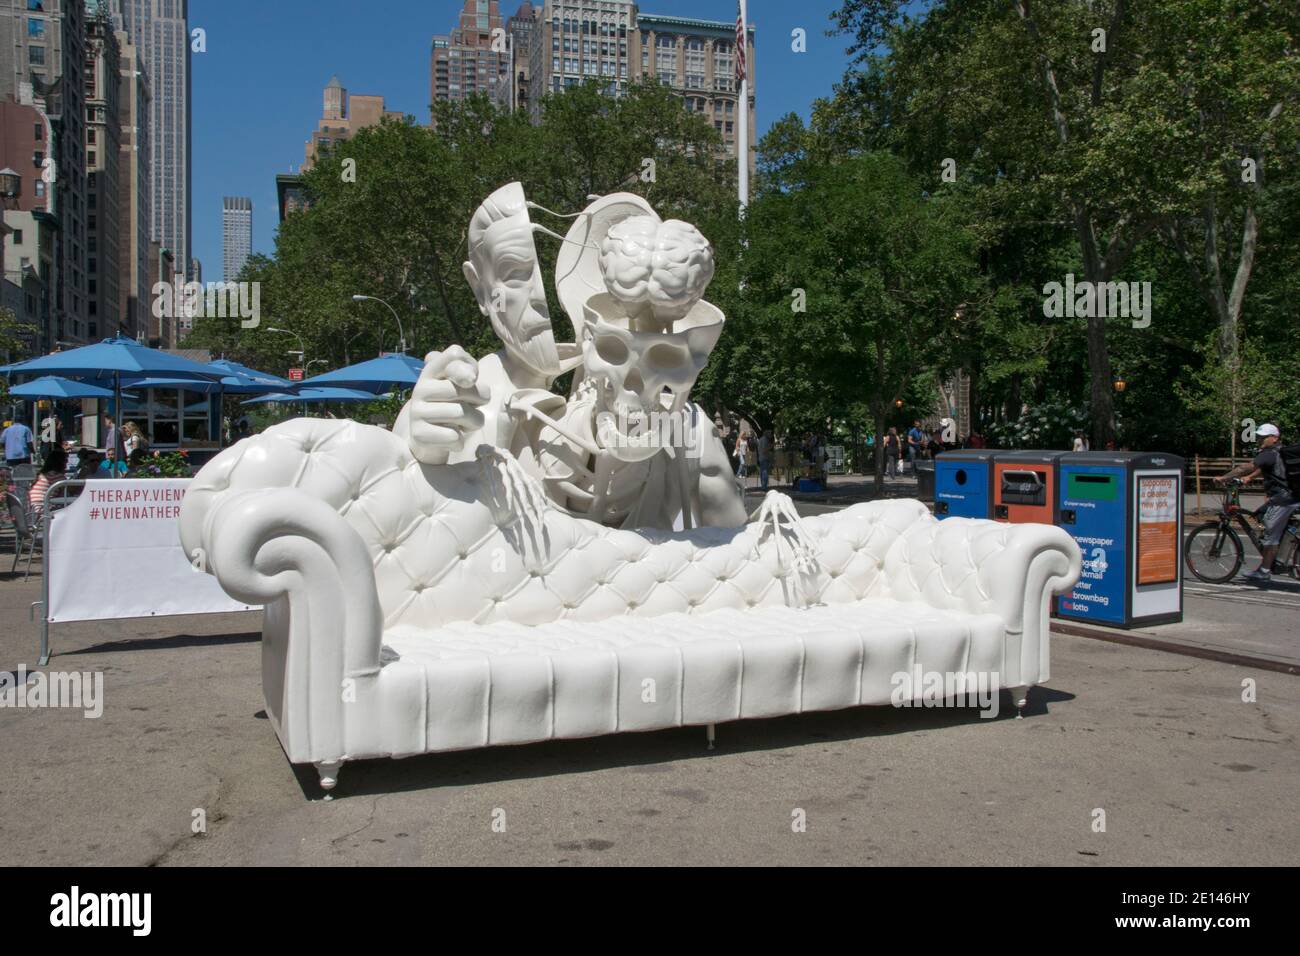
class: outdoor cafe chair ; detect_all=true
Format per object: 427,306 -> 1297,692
4,490 -> 40,577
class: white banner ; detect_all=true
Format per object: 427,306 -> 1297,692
47,478 -> 257,623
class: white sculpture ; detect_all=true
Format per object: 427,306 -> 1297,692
397,183 -> 745,530
180,184 -> 1084,794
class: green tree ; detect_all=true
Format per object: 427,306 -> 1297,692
828,0 -> 1299,448
740,139 -> 980,489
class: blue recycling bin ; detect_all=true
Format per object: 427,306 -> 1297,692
1055,452 -> 1184,628
933,450 -> 996,519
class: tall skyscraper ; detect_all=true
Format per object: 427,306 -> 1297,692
111,0 -> 191,300
519,4 -> 756,173
86,8 -> 122,341
115,27 -> 150,345
0,0 -> 90,345
430,0 -> 510,113
221,196 -> 251,281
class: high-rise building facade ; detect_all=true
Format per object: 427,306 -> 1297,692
492,2 -> 538,113
115,27 -> 149,344
221,195 -> 250,281
302,75 -> 400,171
430,0 -> 510,112
112,0 -> 191,302
518,4 -> 755,173
636,13 -> 756,175
144,236 -> 172,346
0,98 -> 55,355
86,8 -> 122,341
0,0 -> 90,346
527,0 -> 635,113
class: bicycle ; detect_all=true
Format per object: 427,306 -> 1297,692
1183,479 -> 1300,584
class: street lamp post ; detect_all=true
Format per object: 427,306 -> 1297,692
267,327 -> 307,372
351,294 -> 406,355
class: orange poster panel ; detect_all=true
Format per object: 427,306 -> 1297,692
1137,476 -> 1179,585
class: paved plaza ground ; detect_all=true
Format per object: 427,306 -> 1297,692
2,553 -> 1296,866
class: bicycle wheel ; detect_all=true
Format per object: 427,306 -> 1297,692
1183,522 -> 1244,584
1279,529 -> 1300,581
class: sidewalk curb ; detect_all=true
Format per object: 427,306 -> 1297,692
1050,621 -> 1299,676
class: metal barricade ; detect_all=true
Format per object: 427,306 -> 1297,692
27,478 -> 86,666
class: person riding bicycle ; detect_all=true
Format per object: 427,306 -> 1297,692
1215,423 -> 1297,583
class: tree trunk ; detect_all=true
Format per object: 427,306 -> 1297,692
1078,214 -> 1117,449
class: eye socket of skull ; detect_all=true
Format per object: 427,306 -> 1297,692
644,343 -> 687,372
593,332 -> 630,367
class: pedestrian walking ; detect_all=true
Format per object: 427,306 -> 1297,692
906,420 -> 924,474
2,419 -> 35,465
758,430 -> 773,490
884,428 -> 901,479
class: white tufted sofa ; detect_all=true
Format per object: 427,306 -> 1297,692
180,419 -> 1081,791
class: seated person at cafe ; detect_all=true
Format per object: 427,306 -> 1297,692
29,447 -> 68,513
98,447 -> 129,477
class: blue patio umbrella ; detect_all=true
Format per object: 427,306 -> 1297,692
205,359 -> 293,395
241,387 -> 384,406
0,334 -> 223,382
299,353 -> 423,394
9,376 -> 119,400
0,335 -> 222,476
124,377 -> 222,393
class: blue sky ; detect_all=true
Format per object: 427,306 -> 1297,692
191,0 -> 854,277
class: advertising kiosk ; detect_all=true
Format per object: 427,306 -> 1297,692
1054,452 -> 1184,628
933,450 -> 997,519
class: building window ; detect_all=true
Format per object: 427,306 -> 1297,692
32,150 -> 43,167
87,128 -> 96,144
12,229 -> 22,244
28,18 -> 44,38
34,123 -> 42,140
35,181 -> 44,198
28,45 -> 46,66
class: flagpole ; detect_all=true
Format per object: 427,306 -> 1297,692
737,0 -> 749,214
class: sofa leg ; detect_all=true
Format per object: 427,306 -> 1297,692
316,760 -> 344,798
706,723 -> 716,751
1008,686 -> 1030,719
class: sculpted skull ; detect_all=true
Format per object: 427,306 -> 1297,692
581,293 -> 724,461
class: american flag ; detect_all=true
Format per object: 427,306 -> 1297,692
735,4 -> 746,88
